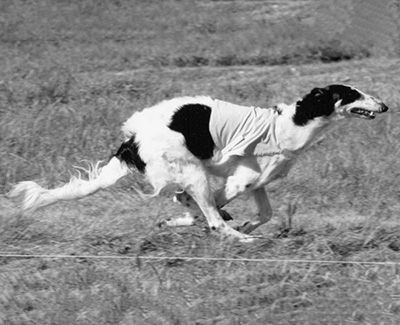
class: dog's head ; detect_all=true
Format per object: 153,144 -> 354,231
294,84 -> 388,126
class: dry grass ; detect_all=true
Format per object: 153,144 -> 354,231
1,0 -> 400,324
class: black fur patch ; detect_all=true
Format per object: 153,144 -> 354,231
293,84 -> 362,126
115,136 -> 146,173
325,84 -> 362,105
168,104 -> 215,160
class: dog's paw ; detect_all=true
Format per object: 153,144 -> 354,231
234,221 -> 262,234
238,235 -> 263,243
210,223 -> 261,242
157,213 -> 199,228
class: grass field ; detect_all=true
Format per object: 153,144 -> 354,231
1,0 -> 400,324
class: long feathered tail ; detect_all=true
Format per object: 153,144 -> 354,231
8,157 -> 130,211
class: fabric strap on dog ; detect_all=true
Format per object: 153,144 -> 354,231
210,99 -> 294,159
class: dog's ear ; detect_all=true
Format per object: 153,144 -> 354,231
309,87 -> 337,107
293,87 -> 336,126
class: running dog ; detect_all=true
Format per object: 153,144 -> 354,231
9,84 -> 388,242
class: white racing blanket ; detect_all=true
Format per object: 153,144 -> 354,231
209,99 -> 282,159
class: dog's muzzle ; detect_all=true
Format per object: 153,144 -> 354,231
350,108 -> 377,119
350,100 -> 389,119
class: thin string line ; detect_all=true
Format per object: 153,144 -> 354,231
0,253 -> 399,266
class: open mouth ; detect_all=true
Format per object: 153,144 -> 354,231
350,108 -> 376,119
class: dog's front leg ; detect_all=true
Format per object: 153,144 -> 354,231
167,158 -> 262,229
235,187 -> 272,234
180,163 -> 257,242
214,158 -> 261,208
157,159 -> 256,241
215,155 -> 292,208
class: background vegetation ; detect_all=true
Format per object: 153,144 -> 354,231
1,0 -> 400,324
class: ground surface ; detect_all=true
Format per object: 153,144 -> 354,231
1,1 -> 400,324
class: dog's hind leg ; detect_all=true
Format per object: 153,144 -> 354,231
182,168 -> 256,242
154,156 -> 256,241
168,159 -> 271,234
235,187 -> 272,234
165,157 -> 260,228
167,185 -> 270,234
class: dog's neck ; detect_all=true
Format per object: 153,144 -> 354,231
274,103 -> 331,155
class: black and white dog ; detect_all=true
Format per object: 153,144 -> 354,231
9,84 -> 388,242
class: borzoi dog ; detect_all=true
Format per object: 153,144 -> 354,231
9,84 -> 388,242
